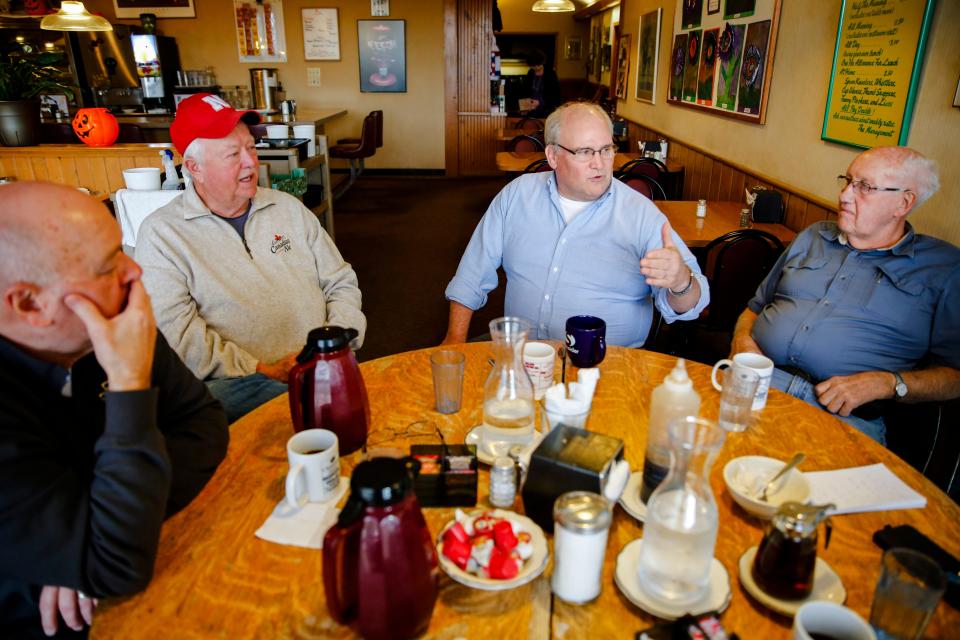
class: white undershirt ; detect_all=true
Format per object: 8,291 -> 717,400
557,194 -> 592,224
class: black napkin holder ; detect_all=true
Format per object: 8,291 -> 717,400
521,425 -> 624,532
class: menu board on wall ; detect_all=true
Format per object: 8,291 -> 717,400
667,0 -> 781,124
821,0 -> 935,149
235,0 -> 288,63
302,8 -> 341,61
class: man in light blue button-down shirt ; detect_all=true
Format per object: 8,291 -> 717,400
443,102 -> 709,347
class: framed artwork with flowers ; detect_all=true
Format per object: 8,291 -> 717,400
668,0 -> 780,124
635,8 -> 661,104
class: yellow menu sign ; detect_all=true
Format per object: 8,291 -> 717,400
822,0 -> 935,149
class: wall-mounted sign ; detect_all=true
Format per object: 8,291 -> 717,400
302,8 -> 340,61
821,0 -> 935,149
235,0 -> 288,63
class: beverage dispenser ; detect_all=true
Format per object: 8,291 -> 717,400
250,68 -> 279,112
131,33 -> 181,113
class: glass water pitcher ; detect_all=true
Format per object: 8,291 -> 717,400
637,416 -> 726,606
481,316 -> 535,450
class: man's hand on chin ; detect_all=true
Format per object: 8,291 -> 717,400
814,371 -> 894,416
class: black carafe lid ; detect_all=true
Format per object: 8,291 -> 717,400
351,458 -> 419,507
296,326 -> 359,362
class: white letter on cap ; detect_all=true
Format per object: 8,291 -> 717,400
201,95 -> 231,111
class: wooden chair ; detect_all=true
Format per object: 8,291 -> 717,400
617,173 -> 666,200
513,116 -> 543,133
337,109 -> 382,149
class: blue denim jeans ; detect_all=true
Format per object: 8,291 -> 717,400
205,373 -> 288,424
771,368 -> 886,445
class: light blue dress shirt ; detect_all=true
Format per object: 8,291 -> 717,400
749,221 -> 960,381
445,172 -> 709,347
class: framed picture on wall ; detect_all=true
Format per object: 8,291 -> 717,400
302,8 -> 340,61
113,1 -> 195,19
635,8 -> 661,103
39,94 -> 69,119
234,0 -> 288,63
615,34 -> 630,100
667,0 -> 781,124
358,20 -> 406,93
564,36 -> 582,60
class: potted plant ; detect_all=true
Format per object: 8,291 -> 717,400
0,51 -> 75,146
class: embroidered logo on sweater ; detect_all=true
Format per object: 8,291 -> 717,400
271,234 -> 292,253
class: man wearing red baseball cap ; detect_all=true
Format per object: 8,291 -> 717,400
136,94 -> 366,423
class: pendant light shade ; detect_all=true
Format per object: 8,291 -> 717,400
532,0 -> 575,13
41,2 -> 113,32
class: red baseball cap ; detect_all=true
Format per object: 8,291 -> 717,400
170,93 -> 261,156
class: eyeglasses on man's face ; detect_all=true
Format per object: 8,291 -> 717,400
554,143 -> 617,162
836,175 -> 910,197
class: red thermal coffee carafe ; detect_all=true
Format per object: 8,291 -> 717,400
323,458 -> 439,640
288,326 -> 369,455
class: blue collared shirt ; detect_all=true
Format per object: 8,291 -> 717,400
749,221 -> 960,380
445,172 -> 709,347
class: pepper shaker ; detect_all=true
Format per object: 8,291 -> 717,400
489,456 -> 516,508
739,207 -> 752,228
552,491 -> 611,603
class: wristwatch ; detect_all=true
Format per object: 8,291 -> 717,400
892,372 -> 908,399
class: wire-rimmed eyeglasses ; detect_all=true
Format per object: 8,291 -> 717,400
554,143 -> 617,162
837,175 -> 910,196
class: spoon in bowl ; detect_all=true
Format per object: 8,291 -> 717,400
760,452 -> 806,502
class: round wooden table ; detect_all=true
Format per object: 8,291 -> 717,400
92,345 -> 960,638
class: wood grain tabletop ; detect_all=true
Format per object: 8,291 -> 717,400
91,345 -> 960,639
658,200 -> 797,248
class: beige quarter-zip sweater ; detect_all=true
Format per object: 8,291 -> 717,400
136,184 -> 365,380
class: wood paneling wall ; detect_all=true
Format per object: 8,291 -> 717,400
0,145 -> 177,196
626,122 -> 838,233
454,0 -> 501,175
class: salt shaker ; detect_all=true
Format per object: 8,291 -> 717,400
489,456 -> 516,508
739,207 -> 752,228
696,199 -> 707,218
552,491 -> 611,603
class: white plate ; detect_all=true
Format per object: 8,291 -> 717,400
738,546 -> 846,617
614,539 -> 731,620
465,425 -> 544,466
618,471 -> 648,523
435,509 -> 549,591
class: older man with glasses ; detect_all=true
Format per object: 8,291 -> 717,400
444,102 -> 708,347
731,146 -> 960,443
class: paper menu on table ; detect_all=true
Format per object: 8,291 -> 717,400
806,463 -> 926,515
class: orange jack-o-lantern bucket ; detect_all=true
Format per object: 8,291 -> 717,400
72,108 -> 119,147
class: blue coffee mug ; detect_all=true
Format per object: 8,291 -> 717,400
565,316 -> 606,368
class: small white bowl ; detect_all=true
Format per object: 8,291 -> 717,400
122,167 -> 161,191
723,455 -> 810,519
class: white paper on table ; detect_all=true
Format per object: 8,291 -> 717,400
806,463 -> 926,515
254,476 -> 348,549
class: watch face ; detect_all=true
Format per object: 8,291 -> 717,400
895,381 -> 908,397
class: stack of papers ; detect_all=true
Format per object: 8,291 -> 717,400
806,463 -> 927,515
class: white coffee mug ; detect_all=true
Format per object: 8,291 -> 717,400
712,352 -> 774,411
286,429 -> 340,508
523,341 -> 556,400
793,602 -> 876,640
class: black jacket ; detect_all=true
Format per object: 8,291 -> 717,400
0,334 -> 229,638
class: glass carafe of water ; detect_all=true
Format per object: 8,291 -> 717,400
637,416 -> 725,606
482,317 -> 535,451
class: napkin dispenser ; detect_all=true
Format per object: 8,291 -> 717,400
521,425 -> 624,532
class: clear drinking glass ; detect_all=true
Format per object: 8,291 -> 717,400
637,416 -> 726,606
870,547 -> 946,640
430,350 -> 465,414
482,317 -> 535,451
718,365 -> 759,432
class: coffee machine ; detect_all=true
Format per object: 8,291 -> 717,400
131,33 -> 181,113
250,68 -> 279,112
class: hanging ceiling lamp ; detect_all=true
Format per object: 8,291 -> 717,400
532,0 -> 575,13
41,1 -> 113,32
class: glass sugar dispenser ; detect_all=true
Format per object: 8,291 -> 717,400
636,416 -> 726,606
481,317 -> 536,450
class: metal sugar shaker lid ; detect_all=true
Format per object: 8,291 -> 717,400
553,491 -> 611,533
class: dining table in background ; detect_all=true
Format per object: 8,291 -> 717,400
659,200 -> 797,249
91,345 -> 960,639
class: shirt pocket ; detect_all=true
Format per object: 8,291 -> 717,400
777,254 -> 829,300
860,268 -> 928,325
